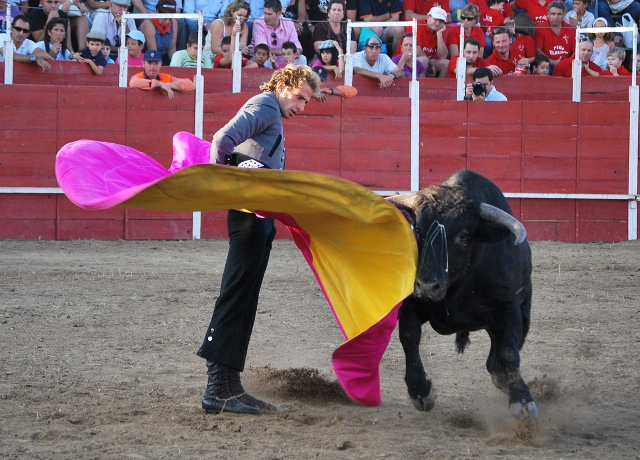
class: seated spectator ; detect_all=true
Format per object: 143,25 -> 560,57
28,0 -> 89,51
102,38 -> 115,63
1,0 -> 21,35
465,66 -> 507,100
511,14 -> 536,64
0,14 -> 51,71
445,37 -> 498,77
531,53 -> 550,74
446,4 -> 485,58
90,0 -> 137,60
70,30 -> 107,74
409,7 -> 449,77
130,49 -> 196,98
513,0 -> 553,25
250,0 -> 302,68
480,0 -> 513,38
393,33 -> 426,77
171,32 -> 213,68
266,40 -> 307,67
404,0 -> 452,23
34,17 -> 71,60
116,30 -> 146,66
352,35 -> 403,88
358,0 -> 404,54
140,0 -> 178,65
183,0 -> 210,36
214,35 -> 258,68
590,17 -> 614,71
600,47 -> 630,75
312,39 -> 344,78
597,0 -> 640,41
204,0 -> 251,59
534,2 -> 575,66
565,0 -> 595,27
552,37 -> 601,76
485,27 -> 529,75
469,0 -> 513,21
253,42 -> 270,67
312,0 -> 357,56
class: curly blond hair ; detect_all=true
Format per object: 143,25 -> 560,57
260,64 -> 322,98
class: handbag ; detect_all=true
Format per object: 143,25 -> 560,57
620,13 -> 635,48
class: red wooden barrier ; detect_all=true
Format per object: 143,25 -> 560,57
0,78 -> 637,242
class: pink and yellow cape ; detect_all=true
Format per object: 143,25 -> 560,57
55,132 -> 418,406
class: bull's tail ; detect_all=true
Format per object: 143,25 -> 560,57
455,331 -> 470,354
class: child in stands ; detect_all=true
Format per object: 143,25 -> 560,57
590,17 -> 615,71
565,0 -> 595,28
253,43 -> 270,68
511,14 -> 536,64
532,53 -> 550,75
102,38 -> 115,64
600,47 -> 631,76
312,40 -> 344,78
214,36 -> 258,69
116,31 -> 146,67
70,30 -> 107,75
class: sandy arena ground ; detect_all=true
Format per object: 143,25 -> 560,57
1,239 -> 639,459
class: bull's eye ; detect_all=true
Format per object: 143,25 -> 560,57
456,231 -> 470,245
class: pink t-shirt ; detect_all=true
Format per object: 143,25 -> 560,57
116,54 -> 145,66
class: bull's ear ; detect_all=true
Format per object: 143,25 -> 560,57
475,221 -> 512,244
386,194 -> 417,228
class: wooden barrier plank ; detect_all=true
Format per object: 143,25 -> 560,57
57,131 -> 127,150
467,137 -> 522,155
0,83 -> 58,107
0,176 -> 58,187
58,108 -> 127,131
578,125 -> 629,139
419,137 -> 467,157
0,194 -> 57,219
419,159 -> 468,187
127,219 -> 193,239
419,100 -> 467,123
343,96 -> 411,117
0,219 -> 56,239
523,101 -> 578,125
58,86 -> 126,110
468,101 -> 523,124
521,199 -> 576,242
524,123 -> 577,139
579,102 -> 629,125
420,123 -> 467,137
0,152 -> 56,178
468,124 -> 522,138
200,211 -> 229,239
341,149 -> 409,171
342,132 -> 411,151
468,158 -> 522,193
341,170 -> 410,189
285,132 -> 341,149
0,131 -> 57,154
57,196 -> 124,219
126,209 -> 193,219
3,108 -> 58,131
57,219 -> 125,240
286,148 -> 341,171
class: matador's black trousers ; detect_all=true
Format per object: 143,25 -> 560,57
197,210 -> 276,371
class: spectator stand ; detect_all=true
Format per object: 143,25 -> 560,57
345,19 -> 421,191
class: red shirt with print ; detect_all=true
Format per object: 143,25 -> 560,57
534,21 -> 576,61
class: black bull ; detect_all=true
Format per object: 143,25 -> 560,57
387,169 -> 537,418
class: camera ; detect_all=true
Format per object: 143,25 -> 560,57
472,82 -> 486,96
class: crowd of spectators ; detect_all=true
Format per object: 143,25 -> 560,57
1,0 -> 639,89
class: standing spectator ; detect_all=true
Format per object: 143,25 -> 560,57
130,49 -> 196,97
171,31 -> 213,67
70,29 -> 107,74
534,2 -> 575,66
597,0 -> 640,40
1,0 -> 21,34
531,52 -> 550,74
590,17 -> 614,70
480,0 -> 512,38
600,47 -> 630,75
485,27 -> 529,74
392,33 -> 427,77
90,0 -> 137,59
352,35 -> 403,87
116,30 -> 146,65
34,16 -> 71,60
552,36 -> 601,76
183,0 -> 210,36
140,0 -> 178,65
250,0 -> 301,67
445,37 -> 498,77
565,0 -> 595,27
28,0 -> 90,52
465,66 -> 507,100
214,35 -> 258,68
410,6 -> 449,77
403,0 -> 452,23
511,14 -> 536,64
513,0 -> 554,24
312,0 -> 356,55
446,4 -> 486,58
0,14 -> 52,70
204,0 -> 251,58
358,0 -> 404,54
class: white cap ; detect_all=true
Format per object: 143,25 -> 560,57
428,6 -> 447,22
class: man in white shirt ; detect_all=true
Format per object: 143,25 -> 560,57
0,14 -> 51,71
90,0 -> 137,57
352,35 -> 403,89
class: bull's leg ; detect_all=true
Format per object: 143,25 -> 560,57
398,300 -> 435,412
486,324 -> 537,418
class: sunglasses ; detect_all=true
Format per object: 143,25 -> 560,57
365,43 -> 381,48
13,25 -> 30,33
460,16 -> 476,21
271,32 -> 277,46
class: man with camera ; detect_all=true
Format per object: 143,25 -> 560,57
464,66 -> 507,101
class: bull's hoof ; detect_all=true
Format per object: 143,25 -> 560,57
510,401 -> 538,419
410,387 -> 436,412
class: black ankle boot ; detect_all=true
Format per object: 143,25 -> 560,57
228,367 -> 277,411
202,362 -> 260,415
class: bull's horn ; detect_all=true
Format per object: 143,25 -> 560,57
385,193 -> 417,209
479,203 -> 527,245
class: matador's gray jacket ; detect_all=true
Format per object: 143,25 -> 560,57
212,92 -> 285,170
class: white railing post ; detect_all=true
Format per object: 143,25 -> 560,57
410,18 -> 419,191
232,16 -> 242,93
455,25 -> 465,100
4,37 -> 13,84
193,12 -> 205,240
118,16 -> 128,87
